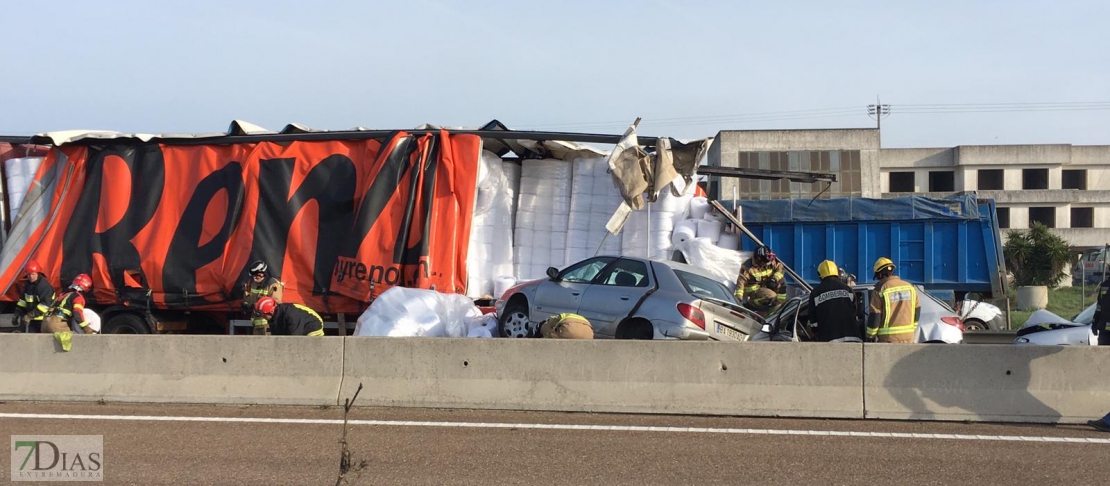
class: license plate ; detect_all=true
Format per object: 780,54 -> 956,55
716,322 -> 746,341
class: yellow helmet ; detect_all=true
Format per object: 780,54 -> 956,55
817,260 -> 839,279
873,257 -> 895,275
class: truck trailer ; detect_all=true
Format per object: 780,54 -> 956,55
729,195 -> 1008,301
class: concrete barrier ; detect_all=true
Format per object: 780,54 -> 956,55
0,334 -> 343,406
4,334 -> 1104,424
340,338 -> 865,418
864,344 -> 1110,424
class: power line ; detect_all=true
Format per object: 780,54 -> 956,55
899,101 -> 1110,108
514,106 -> 862,130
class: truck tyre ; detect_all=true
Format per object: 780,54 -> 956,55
103,313 -> 152,334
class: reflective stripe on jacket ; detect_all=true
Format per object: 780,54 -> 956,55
17,278 -> 56,320
867,276 -> 919,338
51,291 -> 88,328
270,303 -> 324,336
734,259 -> 786,299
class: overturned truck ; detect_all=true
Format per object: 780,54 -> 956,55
0,122 -> 833,334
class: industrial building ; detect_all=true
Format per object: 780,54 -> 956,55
709,128 -> 1110,250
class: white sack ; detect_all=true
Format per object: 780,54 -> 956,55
354,287 -> 481,337
675,238 -> 752,291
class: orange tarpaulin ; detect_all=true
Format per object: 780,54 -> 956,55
0,131 -> 481,314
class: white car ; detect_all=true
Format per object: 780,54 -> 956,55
957,299 -> 1005,331
1013,304 -> 1097,346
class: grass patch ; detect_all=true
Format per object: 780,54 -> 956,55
999,286 -> 1097,328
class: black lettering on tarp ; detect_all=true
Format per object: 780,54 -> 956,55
338,134 -> 415,260
163,163 -> 245,298
250,154 -> 356,295
61,145 -> 165,298
393,135 -> 438,265
332,257 -> 429,286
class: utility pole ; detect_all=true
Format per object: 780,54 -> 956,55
867,96 -> 892,131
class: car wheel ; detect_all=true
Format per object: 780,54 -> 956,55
615,319 -> 653,340
964,318 -> 989,332
498,300 -> 532,338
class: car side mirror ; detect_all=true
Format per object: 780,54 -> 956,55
546,267 -> 560,281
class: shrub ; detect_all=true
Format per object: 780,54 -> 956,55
1003,222 -> 1072,288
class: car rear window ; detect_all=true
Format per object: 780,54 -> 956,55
674,270 -> 735,303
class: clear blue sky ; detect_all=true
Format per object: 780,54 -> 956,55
2,0 -> 1107,147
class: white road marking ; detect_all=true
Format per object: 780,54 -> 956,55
1,413 -> 1107,444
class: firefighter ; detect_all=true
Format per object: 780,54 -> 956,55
735,245 -> 786,312
254,297 -> 324,337
1091,274 -> 1110,346
241,260 -> 284,335
43,274 -> 94,335
808,260 -> 862,343
536,313 -> 594,339
12,260 -> 55,333
866,257 -> 920,343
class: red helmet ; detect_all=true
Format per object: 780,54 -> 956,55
71,274 -> 92,292
24,261 -> 42,278
255,296 -> 278,315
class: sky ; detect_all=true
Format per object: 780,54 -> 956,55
2,0 -> 1108,148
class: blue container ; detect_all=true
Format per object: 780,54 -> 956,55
728,195 -> 1007,300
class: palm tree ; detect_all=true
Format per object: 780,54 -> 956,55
1003,222 -> 1072,288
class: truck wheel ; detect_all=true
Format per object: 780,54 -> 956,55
103,313 -> 152,334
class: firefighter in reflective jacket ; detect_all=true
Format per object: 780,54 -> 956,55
1091,275 -> 1110,346
254,297 -> 324,337
536,313 -> 594,339
866,258 -> 920,343
43,274 -> 93,335
13,260 -> 55,333
735,245 -> 787,311
242,260 -> 284,335
808,260 -> 863,343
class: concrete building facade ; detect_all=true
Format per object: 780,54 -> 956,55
881,144 -> 1110,249
707,129 -> 882,201
709,128 -> 1110,250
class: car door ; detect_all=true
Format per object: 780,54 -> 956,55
576,258 -> 654,338
532,257 -> 616,323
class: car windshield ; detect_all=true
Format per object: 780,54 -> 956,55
917,286 -> 956,313
1074,303 -> 1096,324
674,270 -> 736,304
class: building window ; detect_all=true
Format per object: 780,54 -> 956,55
1072,207 -> 1094,228
1062,169 -> 1087,190
996,207 -> 1010,229
889,171 -> 915,193
978,169 -> 1004,190
1029,207 -> 1056,228
928,171 -> 955,192
1022,169 -> 1049,190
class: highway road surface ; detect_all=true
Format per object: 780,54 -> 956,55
2,402 -> 1107,485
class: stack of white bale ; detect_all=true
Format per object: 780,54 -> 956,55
672,196 -> 741,251
621,180 -> 696,260
4,157 -> 43,220
513,159 -> 572,280
465,151 -> 515,298
565,156 -> 624,264
502,161 -> 521,233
